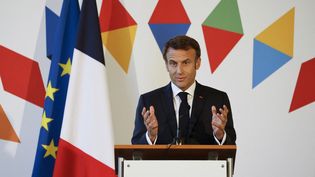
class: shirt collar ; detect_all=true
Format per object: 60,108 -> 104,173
171,81 -> 196,98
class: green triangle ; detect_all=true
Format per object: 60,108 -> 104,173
203,0 -> 243,34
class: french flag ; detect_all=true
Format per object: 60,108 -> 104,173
53,0 -> 115,176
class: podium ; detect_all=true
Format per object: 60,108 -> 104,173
115,145 -> 236,177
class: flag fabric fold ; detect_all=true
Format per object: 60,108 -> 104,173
32,0 -> 80,176
53,0 -> 116,176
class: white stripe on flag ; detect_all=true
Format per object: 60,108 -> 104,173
61,48 -> 115,169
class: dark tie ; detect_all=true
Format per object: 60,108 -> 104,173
178,92 -> 190,144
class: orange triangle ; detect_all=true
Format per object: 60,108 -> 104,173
256,8 -> 295,57
102,25 -> 137,73
0,104 -> 20,143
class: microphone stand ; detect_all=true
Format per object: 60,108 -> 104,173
167,126 -> 182,149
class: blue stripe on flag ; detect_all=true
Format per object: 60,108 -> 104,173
75,0 -> 105,65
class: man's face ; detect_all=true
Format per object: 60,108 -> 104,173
165,47 -> 201,91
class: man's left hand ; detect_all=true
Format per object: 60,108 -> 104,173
211,105 -> 228,140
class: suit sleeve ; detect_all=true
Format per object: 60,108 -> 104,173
222,92 -> 236,145
131,95 -> 149,144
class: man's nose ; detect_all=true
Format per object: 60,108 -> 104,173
176,64 -> 183,74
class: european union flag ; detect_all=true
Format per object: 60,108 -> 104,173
32,0 -> 80,176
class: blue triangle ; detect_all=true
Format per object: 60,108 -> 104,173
149,24 -> 190,52
252,39 -> 292,88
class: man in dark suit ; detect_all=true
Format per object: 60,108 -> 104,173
131,35 -> 236,145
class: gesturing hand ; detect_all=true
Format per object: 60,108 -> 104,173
142,106 -> 158,142
211,105 -> 228,140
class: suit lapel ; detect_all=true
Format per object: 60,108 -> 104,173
189,82 -> 206,136
162,83 -> 177,137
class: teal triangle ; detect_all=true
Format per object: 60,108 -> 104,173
253,39 -> 292,88
203,0 -> 243,34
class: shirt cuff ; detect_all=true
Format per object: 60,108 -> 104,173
213,130 -> 226,145
146,131 -> 157,145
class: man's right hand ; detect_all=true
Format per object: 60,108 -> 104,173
142,106 -> 158,143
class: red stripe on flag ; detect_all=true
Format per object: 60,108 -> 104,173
53,139 -> 116,177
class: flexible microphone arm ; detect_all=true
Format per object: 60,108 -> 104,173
167,126 -> 182,149
175,126 -> 181,145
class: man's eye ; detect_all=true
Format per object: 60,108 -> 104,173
184,60 -> 191,65
169,62 -> 177,66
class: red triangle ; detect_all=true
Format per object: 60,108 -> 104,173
289,58 -> 315,112
149,0 -> 190,23
202,26 -> 243,73
0,104 -> 20,143
100,0 -> 136,32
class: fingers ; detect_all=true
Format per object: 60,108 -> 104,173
212,105 -> 228,122
142,106 -> 158,140
219,105 -> 229,118
149,106 -> 155,115
142,107 -> 150,122
141,107 -> 146,116
142,106 -> 158,129
211,105 -> 229,130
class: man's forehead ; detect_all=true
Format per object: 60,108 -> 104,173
166,48 -> 196,59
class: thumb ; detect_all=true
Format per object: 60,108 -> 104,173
211,105 -> 217,115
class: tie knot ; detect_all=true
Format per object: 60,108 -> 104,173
178,92 -> 188,102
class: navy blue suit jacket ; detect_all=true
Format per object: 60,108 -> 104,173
131,82 -> 236,145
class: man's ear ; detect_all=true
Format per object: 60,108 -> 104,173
165,60 -> 169,72
195,57 -> 201,70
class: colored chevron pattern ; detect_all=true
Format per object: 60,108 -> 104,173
100,0 -> 137,73
289,58 -> 315,112
0,45 -> 45,107
202,0 -> 243,73
253,8 -> 295,88
149,0 -> 190,52
0,104 -> 20,143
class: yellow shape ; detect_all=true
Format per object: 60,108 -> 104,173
41,111 -> 53,131
59,58 -> 72,76
45,81 -> 59,101
256,8 -> 295,57
42,139 -> 58,159
101,25 -> 137,73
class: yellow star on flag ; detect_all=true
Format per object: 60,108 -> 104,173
41,111 -> 53,131
42,139 -> 58,159
59,58 -> 72,76
45,81 -> 59,101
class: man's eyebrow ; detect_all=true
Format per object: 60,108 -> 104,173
182,58 -> 191,62
168,59 -> 177,62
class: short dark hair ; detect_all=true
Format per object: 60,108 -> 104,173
162,35 -> 201,61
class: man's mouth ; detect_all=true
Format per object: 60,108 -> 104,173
176,77 -> 185,82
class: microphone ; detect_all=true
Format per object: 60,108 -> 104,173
175,125 -> 181,145
167,125 -> 182,149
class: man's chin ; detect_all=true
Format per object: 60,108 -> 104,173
175,82 -> 187,90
